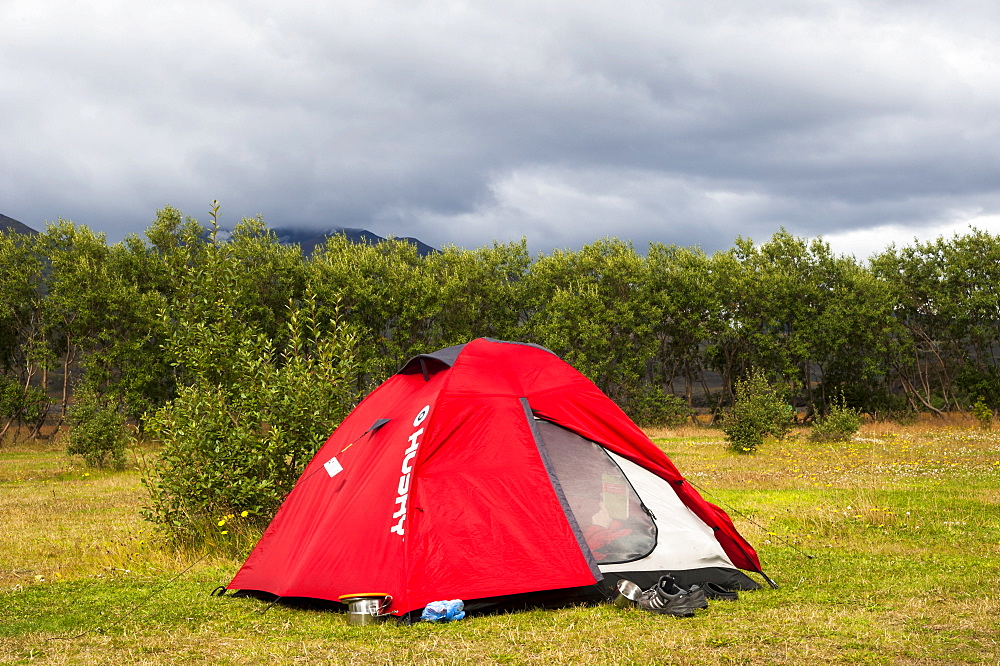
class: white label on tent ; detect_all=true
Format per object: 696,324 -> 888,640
324,456 -> 344,478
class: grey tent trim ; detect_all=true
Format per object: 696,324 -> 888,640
399,343 -> 467,379
400,339 -> 558,379
365,418 -> 391,433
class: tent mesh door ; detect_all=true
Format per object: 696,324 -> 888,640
534,419 -> 656,564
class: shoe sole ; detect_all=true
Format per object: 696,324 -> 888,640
642,606 -> 700,617
638,600 -> 707,616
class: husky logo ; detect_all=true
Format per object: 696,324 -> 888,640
390,405 -> 430,536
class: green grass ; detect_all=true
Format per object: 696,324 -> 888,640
3,422 -> 1000,664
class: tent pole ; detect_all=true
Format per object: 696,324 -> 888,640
759,571 -> 780,589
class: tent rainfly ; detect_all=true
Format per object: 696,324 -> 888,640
229,338 -> 768,617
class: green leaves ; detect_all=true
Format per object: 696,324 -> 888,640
11,205 -> 1000,494
141,232 -> 361,541
809,395 -> 863,443
872,227 -> 1000,413
66,388 -> 128,469
723,369 -> 795,454
526,239 -> 656,408
709,229 -> 899,416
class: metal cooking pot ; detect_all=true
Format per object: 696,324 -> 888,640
339,594 -> 393,626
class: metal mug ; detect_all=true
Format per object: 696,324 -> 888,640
612,579 -> 643,608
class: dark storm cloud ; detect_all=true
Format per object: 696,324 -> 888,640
2,0 -> 999,257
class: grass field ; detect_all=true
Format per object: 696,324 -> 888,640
2,420 -> 999,665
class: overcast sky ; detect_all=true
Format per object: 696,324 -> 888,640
3,0 -> 1000,259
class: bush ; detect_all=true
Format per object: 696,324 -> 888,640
0,377 -> 48,435
625,388 -> 693,428
971,398 -> 993,429
141,292 -> 361,544
66,389 -> 128,469
810,396 -> 863,442
723,370 -> 795,454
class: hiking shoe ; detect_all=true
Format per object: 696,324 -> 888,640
637,575 -> 709,617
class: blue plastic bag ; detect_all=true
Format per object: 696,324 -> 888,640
420,599 -> 465,622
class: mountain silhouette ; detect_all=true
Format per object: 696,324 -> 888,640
269,226 -> 436,256
0,214 -> 39,236
0,215 -> 435,257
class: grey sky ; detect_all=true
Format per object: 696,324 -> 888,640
3,0 -> 999,258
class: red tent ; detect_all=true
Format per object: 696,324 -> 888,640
229,338 -> 764,616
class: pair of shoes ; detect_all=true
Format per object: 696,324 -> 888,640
636,575 -> 708,617
702,582 -> 738,601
